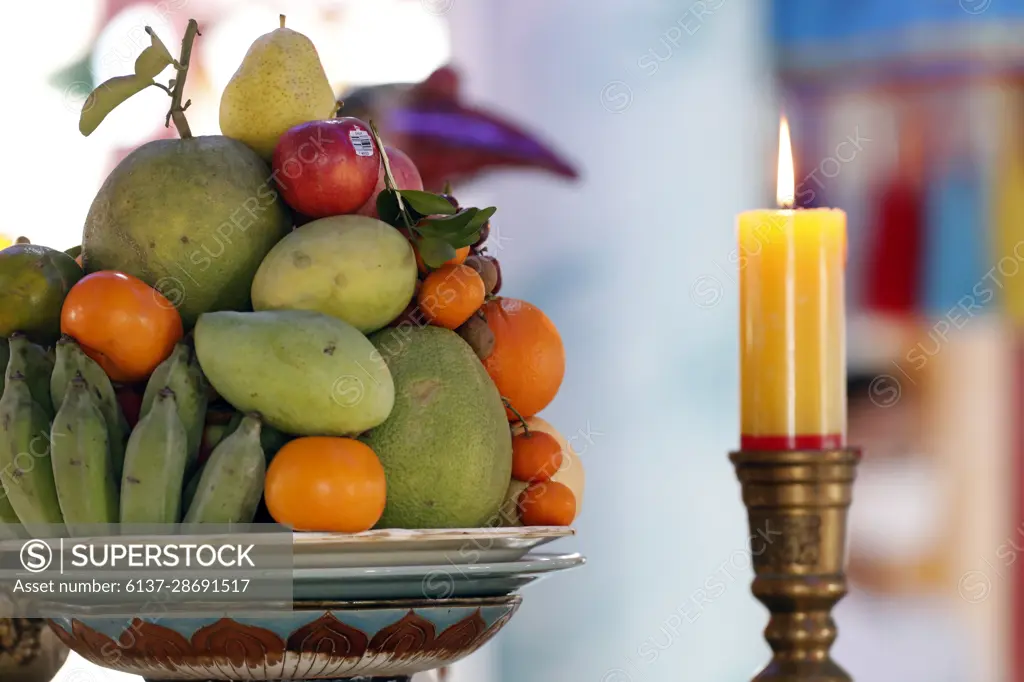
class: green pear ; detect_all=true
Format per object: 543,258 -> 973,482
219,15 -> 337,160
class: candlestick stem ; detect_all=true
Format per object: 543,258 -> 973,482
730,448 -> 859,682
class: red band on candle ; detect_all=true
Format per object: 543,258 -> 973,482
740,433 -> 845,451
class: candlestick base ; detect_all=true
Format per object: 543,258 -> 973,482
730,448 -> 860,682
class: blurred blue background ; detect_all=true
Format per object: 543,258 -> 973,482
451,2 -> 776,680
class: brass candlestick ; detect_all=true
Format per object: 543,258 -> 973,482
730,448 -> 860,682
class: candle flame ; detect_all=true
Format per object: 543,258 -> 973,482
777,116 -> 795,208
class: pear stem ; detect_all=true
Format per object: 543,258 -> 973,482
167,19 -> 200,139
280,14 -> 286,28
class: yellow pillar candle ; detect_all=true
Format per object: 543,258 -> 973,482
739,118 -> 847,450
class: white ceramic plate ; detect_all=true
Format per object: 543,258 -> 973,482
292,551 -> 585,601
0,527 -> 575,571
290,526 -> 575,568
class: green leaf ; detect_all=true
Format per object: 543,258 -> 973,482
417,237 -> 457,268
79,74 -> 155,136
415,221 -> 454,239
467,206 -> 497,230
449,218 -> 489,248
134,28 -> 174,79
376,190 -> 403,226
447,227 -> 481,249
419,209 -> 478,238
400,190 -> 457,217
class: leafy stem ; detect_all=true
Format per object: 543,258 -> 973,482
166,19 -> 200,139
368,119 -> 414,230
366,121 -> 496,269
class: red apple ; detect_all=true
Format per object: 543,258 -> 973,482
272,117 -> 381,217
357,146 -> 424,218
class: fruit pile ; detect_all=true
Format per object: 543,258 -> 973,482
0,17 -> 584,535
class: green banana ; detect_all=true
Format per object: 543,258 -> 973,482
0,461 -> 24,536
0,372 -> 64,532
49,337 -> 75,410
120,387 -> 188,525
51,374 -> 118,536
221,410 -> 291,463
181,409 -> 276,513
0,489 -> 22,528
50,337 -> 128,477
6,334 -> 54,416
141,343 -> 208,474
184,414 -> 265,525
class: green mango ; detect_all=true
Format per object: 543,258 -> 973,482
194,310 -> 394,436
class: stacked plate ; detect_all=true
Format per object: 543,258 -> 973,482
292,526 -> 583,601
31,528 -> 583,680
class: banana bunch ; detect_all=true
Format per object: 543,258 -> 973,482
0,336 -> 268,537
0,336 -> 62,537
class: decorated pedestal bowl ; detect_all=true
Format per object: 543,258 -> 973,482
46,595 -> 520,681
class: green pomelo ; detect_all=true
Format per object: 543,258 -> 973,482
194,310 -> 394,436
82,136 -> 290,328
251,215 -> 417,333
0,245 -> 83,344
364,326 -> 512,528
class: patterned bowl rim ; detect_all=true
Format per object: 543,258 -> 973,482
45,594 -> 523,619
275,594 -> 523,610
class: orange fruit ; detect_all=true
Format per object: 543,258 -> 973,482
417,264 -> 486,329
518,481 -> 576,526
511,430 -> 563,482
61,271 -> 183,383
481,298 -> 565,420
265,437 -> 386,532
416,244 -> 470,274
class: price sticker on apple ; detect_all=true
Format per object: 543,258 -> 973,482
349,128 -> 375,157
